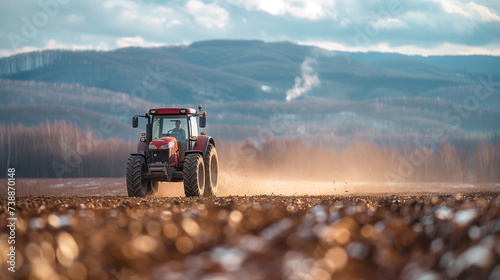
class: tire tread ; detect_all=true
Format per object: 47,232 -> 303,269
183,153 -> 204,197
126,155 -> 147,197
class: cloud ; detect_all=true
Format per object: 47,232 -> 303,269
186,1 -> 229,28
467,2 -> 500,22
286,58 -> 320,101
149,6 -> 184,27
0,0 -> 499,57
44,39 -> 67,49
67,14 -> 84,23
0,46 -> 39,57
0,39 -> 110,57
44,39 -> 109,51
298,41 -> 500,56
434,0 -> 500,22
224,0 -> 336,20
103,0 -> 138,10
261,85 -> 272,92
437,0 -> 469,17
115,36 -> 163,48
370,18 -> 409,30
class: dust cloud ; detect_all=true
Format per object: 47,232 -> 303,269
210,137 -> 500,197
5,135 -> 498,198
215,172 -> 499,197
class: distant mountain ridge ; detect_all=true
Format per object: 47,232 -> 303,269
1,40 -> 499,105
1,40 -> 499,142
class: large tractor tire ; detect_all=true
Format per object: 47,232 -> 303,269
203,143 -> 218,197
126,155 -> 148,197
183,153 -> 205,197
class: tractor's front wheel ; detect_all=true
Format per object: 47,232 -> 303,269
203,144 -> 218,197
183,153 -> 205,197
126,155 -> 148,197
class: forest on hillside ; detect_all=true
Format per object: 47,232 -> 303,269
2,43 -> 499,107
1,121 -> 499,182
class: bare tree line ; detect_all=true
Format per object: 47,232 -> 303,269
1,121 -> 499,182
218,136 -> 500,183
0,121 -> 135,178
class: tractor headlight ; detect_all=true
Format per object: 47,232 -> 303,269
149,144 -> 157,150
159,142 -> 174,149
140,137 -> 146,142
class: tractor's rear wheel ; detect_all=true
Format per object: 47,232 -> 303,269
203,143 -> 218,197
126,155 -> 148,197
183,153 -> 205,197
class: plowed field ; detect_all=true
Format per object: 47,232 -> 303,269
1,179 -> 499,280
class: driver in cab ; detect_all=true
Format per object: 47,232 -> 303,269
170,120 -> 186,141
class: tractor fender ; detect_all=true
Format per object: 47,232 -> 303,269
128,153 -> 152,175
129,153 -> 147,161
186,136 -> 215,156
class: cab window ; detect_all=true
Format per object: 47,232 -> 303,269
152,115 -> 187,143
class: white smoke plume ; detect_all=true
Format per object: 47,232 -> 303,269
286,57 -> 320,101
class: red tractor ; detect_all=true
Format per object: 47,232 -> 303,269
126,105 -> 218,197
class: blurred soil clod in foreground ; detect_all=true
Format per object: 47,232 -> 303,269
1,193 -> 500,280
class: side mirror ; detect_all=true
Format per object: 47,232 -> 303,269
132,116 -> 138,128
199,115 -> 206,128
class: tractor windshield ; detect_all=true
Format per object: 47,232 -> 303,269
152,115 -> 188,144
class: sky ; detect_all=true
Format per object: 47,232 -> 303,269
1,0 -> 500,57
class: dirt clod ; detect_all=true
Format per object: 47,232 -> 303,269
1,192 -> 500,280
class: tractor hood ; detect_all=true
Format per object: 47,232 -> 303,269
148,137 -> 178,150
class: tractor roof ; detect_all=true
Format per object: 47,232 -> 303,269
147,108 -> 197,115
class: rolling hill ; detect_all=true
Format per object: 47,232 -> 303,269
1,40 -> 499,105
0,40 -> 499,143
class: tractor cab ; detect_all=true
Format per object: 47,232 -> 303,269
128,105 -> 217,198
150,110 -> 198,150
147,109 -> 201,165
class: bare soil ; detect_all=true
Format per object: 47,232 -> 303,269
0,179 -> 499,280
